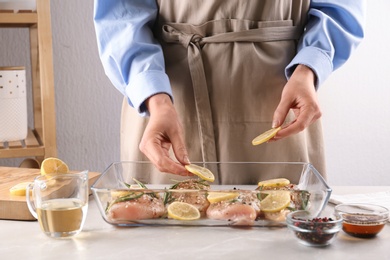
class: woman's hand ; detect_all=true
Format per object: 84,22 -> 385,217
139,93 -> 191,175
271,65 -> 322,140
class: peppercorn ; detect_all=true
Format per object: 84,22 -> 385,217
292,217 -> 337,245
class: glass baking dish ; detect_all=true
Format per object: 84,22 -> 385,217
91,161 -> 331,227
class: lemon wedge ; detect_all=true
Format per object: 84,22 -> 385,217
167,201 -> 201,220
252,126 -> 281,145
9,182 -> 32,196
207,192 -> 239,203
258,178 -> 290,188
260,190 -> 291,213
185,164 -> 215,182
40,157 -> 69,175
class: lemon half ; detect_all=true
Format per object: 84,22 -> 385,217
40,157 -> 69,175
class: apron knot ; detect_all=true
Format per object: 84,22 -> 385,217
162,24 -> 204,48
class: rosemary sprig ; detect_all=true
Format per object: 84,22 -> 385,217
132,178 -> 148,189
125,178 -> 157,198
299,190 -> 310,210
106,178 -> 158,213
163,189 -> 175,205
256,186 -> 270,201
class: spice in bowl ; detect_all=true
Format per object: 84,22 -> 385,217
286,211 -> 342,247
335,203 -> 389,238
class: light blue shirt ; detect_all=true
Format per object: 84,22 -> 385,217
94,0 -> 365,116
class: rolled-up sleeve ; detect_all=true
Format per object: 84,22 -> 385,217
286,0 -> 366,88
93,0 -> 172,116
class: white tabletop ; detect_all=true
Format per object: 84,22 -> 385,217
1,186 -> 389,260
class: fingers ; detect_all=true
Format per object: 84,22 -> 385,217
172,140 -> 191,166
271,101 -> 322,141
150,156 -> 192,177
139,97 -> 192,176
139,138 -> 192,176
272,99 -> 290,129
273,107 -> 321,140
169,119 -> 191,166
270,65 -> 321,141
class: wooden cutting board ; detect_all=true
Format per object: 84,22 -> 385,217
0,167 -> 100,221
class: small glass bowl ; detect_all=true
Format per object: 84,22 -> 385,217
286,210 -> 342,247
335,203 -> 389,238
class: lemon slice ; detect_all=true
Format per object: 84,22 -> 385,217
252,126 -> 282,146
129,184 -> 143,189
111,184 -> 145,198
185,164 -> 215,182
111,190 -> 132,198
207,192 -> 239,203
258,178 -> 290,188
167,201 -> 201,220
9,182 -> 32,196
40,157 -> 69,175
260,190 -> 291,213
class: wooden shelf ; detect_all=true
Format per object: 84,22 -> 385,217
0,0 -> 57,162
0,129 -> 44,158
0,12 -> 38,27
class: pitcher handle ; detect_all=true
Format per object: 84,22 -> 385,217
26,182 -> 38,219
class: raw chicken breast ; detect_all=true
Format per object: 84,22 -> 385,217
167,179 -> 210,216
107,193 -> 166,222
206,192 -> 261,225
207,202 -> 257,225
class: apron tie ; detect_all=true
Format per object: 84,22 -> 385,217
163,25 -> 217,163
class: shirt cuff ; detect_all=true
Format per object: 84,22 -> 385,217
285,46 -> 333,89
126,70 -> 173,117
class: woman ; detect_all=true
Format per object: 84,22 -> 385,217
93,0 -> 365,184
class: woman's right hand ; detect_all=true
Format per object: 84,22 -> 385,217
271,65 -> 322,140
139,93 -> 192,176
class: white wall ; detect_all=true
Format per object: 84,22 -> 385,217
0,1 -> 389,186
319,1 -> 390,186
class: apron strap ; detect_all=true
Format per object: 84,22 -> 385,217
163,24 -> 303,45
163,27 -> 217,163
162,22 -> 303,163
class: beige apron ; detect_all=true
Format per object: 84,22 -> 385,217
121,0 -> 326,184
